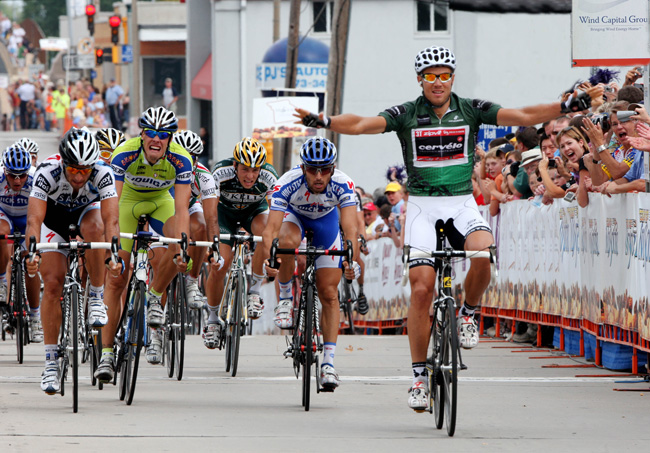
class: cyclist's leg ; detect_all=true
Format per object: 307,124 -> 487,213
0,212 -> 12,302
463,230 -> 494,307
247,210 -> 268,317
150,214 -> 181,297
273,214 -> 301,328
186,207 -> 207,308
79,204 -> 109,327
202,241 -> 232,349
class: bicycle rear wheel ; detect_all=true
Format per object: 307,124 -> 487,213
175,273 -> 187,381
441,300 -> 458,436
340,281 -> 355,335
302,285 -> 314,411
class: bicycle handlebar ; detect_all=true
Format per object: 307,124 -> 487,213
401,246 -> 498,287
220,233 -> 263,243
268,237 -> 354,282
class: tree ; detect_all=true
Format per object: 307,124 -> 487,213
21,0 -> 66,38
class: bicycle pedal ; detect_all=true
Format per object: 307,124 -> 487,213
460,363 -> 468,371
283,349 -> 293,358
320,385 -> 336,393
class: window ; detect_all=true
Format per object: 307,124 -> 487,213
416,0 -> 449,32
313,1 -> 333,33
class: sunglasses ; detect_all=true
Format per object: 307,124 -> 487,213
6,171 -> 28,179
143,129 -> 171,140
65,165 -> 93,176
304,165 -> 334,176
100,149 -> 112,160
421,73 -> 453,83
506,159 -> 515,165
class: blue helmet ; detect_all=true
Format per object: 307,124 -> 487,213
3,144 -> 31,173
300,137 -> 337,167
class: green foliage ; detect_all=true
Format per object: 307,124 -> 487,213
21,0 -> 66,38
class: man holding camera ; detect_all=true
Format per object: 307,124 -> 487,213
293,45 -> 603,413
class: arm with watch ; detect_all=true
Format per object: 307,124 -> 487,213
538,156 -> 568,199
581,117 -> 631,183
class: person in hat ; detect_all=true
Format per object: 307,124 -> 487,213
384,181 -> 404,232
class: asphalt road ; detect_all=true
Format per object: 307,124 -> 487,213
1,332 -> 648,452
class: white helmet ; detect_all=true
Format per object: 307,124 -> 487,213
59,128 -> 100,166
173,130 -> 204,156
414,46 -> 456,73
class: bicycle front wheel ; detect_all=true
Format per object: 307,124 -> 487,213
164,278 -> 175,379
229,272 -> 243,377
11,263 -> 26,364
175,273 -> 187,381
71,285 -> 79,413
441,300 -> 458,436
121,282 -> 145,406
302,285 -> 314,411
431,306 -> 444,429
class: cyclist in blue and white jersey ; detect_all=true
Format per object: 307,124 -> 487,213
263,137 -> 359,390
0,144 -> 42,342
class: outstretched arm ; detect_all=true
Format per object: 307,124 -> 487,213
294,108 -> 387,135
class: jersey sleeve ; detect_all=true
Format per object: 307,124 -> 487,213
378,102 -> 413,134
167,144 -> 194,185
93,163 -> 118,200
269,169 -> 301,212
259,163 -> 280,198
29,161 -> 58,202
196,164 -> 218,199
331,170 -> 357,208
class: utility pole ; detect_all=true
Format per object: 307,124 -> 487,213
273,0 -> 281,42
326,0 -> 351,150
280,0 -> 301,173
131,0 -> 141,128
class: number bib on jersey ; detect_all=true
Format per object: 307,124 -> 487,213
411,125 -> 469,168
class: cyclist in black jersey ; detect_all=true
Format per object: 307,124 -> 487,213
294,45 -> 603,412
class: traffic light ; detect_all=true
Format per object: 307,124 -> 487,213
95,48 -> 103,65
85,4 -> 96,36
109,15 -> 121,45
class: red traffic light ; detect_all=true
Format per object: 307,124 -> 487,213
109,15 -> 121,28
85,5 -> 96,16
96,48 -> 104,57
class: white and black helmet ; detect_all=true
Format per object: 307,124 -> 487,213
173,130 -> 204,156
138,106 -> 178,132
16,137 -> 39,156
59,128 -> 100,166
414,46 -> 456,73
95,128 -> 126,151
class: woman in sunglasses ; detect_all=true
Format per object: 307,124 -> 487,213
262,137 -> 360,391
25,128 -> 121,395
101,106 -> 193,377
294,45 -> 604,413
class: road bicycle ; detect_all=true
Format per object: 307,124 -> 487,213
215,232 -> 262,377
401,224 -> 497,436
0,232 -> 32,363
29,231 -> 118,413
269,231 -> 353,411
165,233 -> 215,381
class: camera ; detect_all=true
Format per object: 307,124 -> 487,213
637,67 -> 644,76
616,110 -> 639,123
604,86 -> 614,93
547,159 -> 557,169
563,191 -> 576,203
590,113 -> 611,132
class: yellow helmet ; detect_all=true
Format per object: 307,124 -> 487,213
233,137 -> 267,168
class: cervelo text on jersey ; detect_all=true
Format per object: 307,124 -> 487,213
379,93 -> 501,197
30,154 -> 117,210
111,137 -> 193,193
0,172 -> 33,217
270,166 -> 356,219
212,158 -> 278,212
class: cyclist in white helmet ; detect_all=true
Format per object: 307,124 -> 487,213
25,128 -> 121,395
294,45 -> 603,412
15,138 -> 40,170
172,130 -> 219,310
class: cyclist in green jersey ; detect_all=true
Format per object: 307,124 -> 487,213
294,45 -> 603,412
97,107 -> 193,380
202,138 -> 278,349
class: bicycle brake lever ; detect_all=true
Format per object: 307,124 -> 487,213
268,238 -> 280,282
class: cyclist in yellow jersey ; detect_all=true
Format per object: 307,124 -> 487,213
96,107 -> 193,381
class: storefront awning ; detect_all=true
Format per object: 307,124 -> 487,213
191,54 -> 212,101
